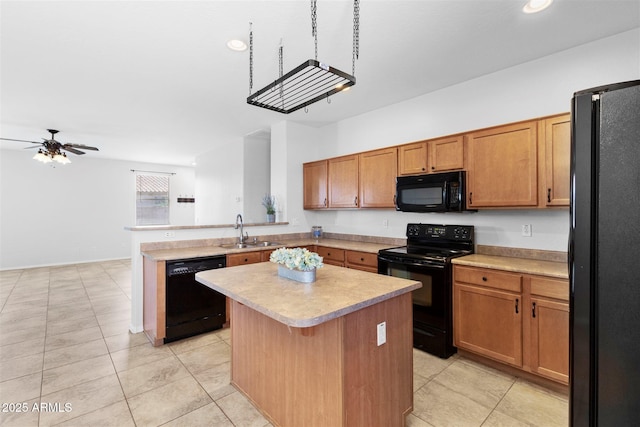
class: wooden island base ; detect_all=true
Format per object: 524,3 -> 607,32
230,293 -> 413,427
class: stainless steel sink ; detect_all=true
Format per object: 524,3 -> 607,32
219,243 -> 253,249
252,241 -> 282,247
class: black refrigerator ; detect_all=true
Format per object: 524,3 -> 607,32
570,80 -> 640,426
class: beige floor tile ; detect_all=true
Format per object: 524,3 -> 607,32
482,410 -> 531,427
0,397 -> 41,427
0,372 -> 42,403
95,308 -> 130,326
406,413 -> 436,427
41,354 -> 115,395
176,341 -> 231,375
167,330 -> 223,355
104,331 -> 149,353
496,380 -> 568,427
98,319 -> 131,338
162,402 -> 235,427
0,336 -> 45,362
412,380 -> 493,427
0,325 -> 46,347
433,358 -> 515,408
216,391 -> 271,427
1,299 -> 49,314
0,352 -> 43,383
110,341 -> 174,372
118,355 -> 191,398
54,400 -> 135,427
43,338 -> 108,370
45,314 -> 99,337
44,326 -> 103,351
38,374 -> 125,427
127,376 -> 212,426
192,360 -> 235,400
46,305 -> 94,324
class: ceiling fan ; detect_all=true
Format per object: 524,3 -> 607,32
0,129 -> 99,164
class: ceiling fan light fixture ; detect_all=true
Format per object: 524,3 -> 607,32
54,152 -> 71,164
33,149 -> 52,163
523,0 -> 553,14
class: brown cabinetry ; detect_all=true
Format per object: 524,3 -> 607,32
398,136 -> 464,176
540,114 -> 570,207
359,147 -> 397,208
227,251 -> 263,267
466,121 -> 538,208
303,160 -> 328,209
345,250 -> 378,273
328,155 -> 359,208
316,246 -> 345,267
453,265 -> 569,385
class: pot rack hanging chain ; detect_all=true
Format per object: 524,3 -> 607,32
352,0 -> 359,76
249,22 -> 254,95
278,40 -> 285,107
311,0 -> 318,60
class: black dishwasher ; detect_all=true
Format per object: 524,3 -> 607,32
165,255 -> 226,343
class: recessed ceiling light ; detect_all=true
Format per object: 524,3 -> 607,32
227,39 -> 247,52
523,0 -> 553,14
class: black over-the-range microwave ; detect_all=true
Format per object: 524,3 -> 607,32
395,171 -> 471,213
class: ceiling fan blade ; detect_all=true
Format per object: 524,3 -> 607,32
61,146 -> 85,155
65,143 -> 99,151
23,145 -> 43,150
0,137 -> 41,144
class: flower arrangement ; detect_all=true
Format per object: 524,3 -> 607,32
262,194 -> 276,215
270,247 -> 324,271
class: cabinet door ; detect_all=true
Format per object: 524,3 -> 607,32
303,160 -> 328,209
316,246 -> 345,267
542,115 -> 570,207
429,136 -> 464,172
467,121 -> 538,207
345,250 -> 378,273
398,142 -> 428,175
529,296 -> 569,384
328,155 -> 359,208
454,283 -> 522,367
359,148 -> 397,208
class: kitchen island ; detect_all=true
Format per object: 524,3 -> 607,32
196,262 -> 421,427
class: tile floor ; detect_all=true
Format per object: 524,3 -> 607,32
0,260 -> 568,426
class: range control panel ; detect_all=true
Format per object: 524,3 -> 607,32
406,223 -> 473,242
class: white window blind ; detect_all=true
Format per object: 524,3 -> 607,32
136,174 -> 170,225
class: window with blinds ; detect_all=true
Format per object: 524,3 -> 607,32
136,174 -> 170,225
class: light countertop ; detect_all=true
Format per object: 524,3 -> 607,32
141,238 -> 397,262
452,254 -> 569,279
196,262 -> 421,328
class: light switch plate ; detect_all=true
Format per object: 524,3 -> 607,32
377,322 -> 386,346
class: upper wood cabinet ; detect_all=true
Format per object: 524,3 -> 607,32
303,160 -> 328,209
398,136 -> 464,176
540,114 -> 570,207
328,155 -> 359,208
466,121 -> 538,208
359,147 -> 397,208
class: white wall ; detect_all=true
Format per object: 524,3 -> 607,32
306,29 -> 640,251
243,133 -> 271,223
0,150 -> 195,269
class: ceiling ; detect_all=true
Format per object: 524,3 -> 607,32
1,1 -> 638,166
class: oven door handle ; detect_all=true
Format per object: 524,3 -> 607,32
378,256 -> 446,269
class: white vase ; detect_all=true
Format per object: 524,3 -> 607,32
278,265 -> 316,283
266,213 -> 275,223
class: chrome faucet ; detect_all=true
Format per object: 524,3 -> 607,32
235,214 -> 248,244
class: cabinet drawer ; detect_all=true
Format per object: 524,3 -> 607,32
530,276 -> 569,301
316,246 -> 345,262
346,250 -> 377,268
454,266 -> 522,292
227,251 -> 263,266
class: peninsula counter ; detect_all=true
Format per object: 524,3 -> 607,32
196,262 -> 421,427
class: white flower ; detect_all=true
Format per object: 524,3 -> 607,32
270,247 -> 324,271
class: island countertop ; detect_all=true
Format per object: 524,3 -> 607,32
196,262 -> 421,328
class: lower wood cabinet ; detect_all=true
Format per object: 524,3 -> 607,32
226,251 -> 263,266
453,265 -> 569,385
345,250 -> 378,273
316,246 -> 345,267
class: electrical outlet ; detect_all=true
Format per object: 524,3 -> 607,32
382,219 -> 389,228
377,322 -> 386,346
521,224 -> 532,237
164,231 -> 175,238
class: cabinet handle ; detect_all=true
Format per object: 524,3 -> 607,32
431,166 -> 435,171
422,167 -> 426,171
354,196 -> 358,206
547,188 -> 551,203
324,197 -> 327,207
360,257 -> 365,262
393,194 -> 397,206
515,298 -> 519,314
532,302 -> 536,318
469,192 -> 473,205
482,276 -> 487,281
